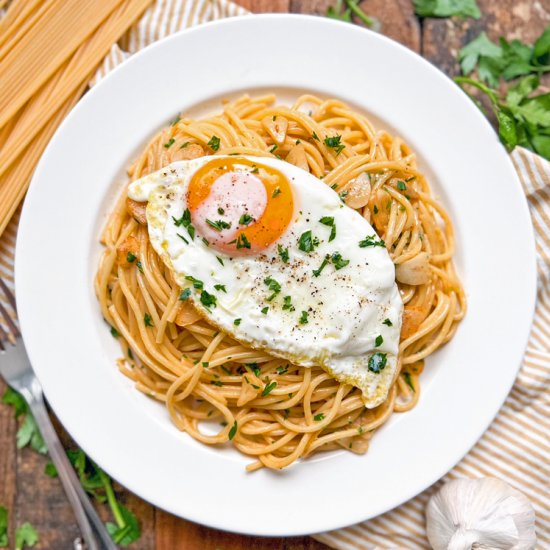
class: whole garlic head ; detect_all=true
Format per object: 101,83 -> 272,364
426,478 -> 536,550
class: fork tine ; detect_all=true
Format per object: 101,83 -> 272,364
0,321 -> 8,350
0,277 -> 16,312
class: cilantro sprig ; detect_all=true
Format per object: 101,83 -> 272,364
413,0 -> 480,19
326,0 -> 377,28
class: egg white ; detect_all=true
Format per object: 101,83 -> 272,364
128,156 -> 403,407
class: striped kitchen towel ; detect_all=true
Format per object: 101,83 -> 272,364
1,0 -> 548,547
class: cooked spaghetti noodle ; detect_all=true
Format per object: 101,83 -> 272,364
95,94 -> 466,471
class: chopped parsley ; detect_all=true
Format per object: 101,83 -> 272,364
368,352 -> 388,374
180,141 -> 190,149
331,252 -> 350,270
312,255 -> 330,277
383,318 -> 393,326
298,230 -> 320,253
202,362 -> 210,368
373,205 -> 379,214
172,208 -> 195,240
264,276 -> 281,301
202,237 -> 209,247
403,372 -> 415,392
359,234 -> 386,248
170,115 -> 181,126
208,135 -> 221,151
299,311 -> 309,324
375,335 -> 383,347
324,135 -> 345,155
216,256 -> 224,266
137,261 -> 144,273
312,131 -> 320,141
397,180 -> 407,191
206,219 -> 231,231
261,306 -> 269,315
278,244 -> 289,263
15,523 -> 38,549
163,138 -> 175,148
217,207 -> 225,215
269,144 -> 278,153
144,313 -> 154,327
200,290 -> 217,309
179,288 -> 191,301
339,190 -> 348,203
319,216 -> 334,226
214,284 -> 227,293
236,233 -> 251,249
228,421 -> 238,440
272,187 -> 281,198
126,251 -> 136,263
185,275 -> 204,289
282,296 -> 295,312
211,380 -> 223,387
313,413 -> 325,421
262,380 -> 277,397
177,233 -> 189,244
234,318 -> 242,326
239,213 -> 254,225
110,326 -> 119,338
276,365 -> 289,375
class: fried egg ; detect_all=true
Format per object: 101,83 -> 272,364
128,155 -> 403,407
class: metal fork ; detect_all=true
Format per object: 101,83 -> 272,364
0,277 -> 118,550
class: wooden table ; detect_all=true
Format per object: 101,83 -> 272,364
1,1 -> 547,548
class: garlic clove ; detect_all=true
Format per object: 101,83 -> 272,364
426,478 -> 537,550
395,251 -> 431,285
343,172 -> 371,209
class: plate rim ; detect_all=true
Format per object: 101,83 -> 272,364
14,13 -> 537,536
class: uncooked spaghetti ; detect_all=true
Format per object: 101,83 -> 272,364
96,94 -> 466,471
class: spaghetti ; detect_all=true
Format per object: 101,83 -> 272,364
96,94 -> 466,471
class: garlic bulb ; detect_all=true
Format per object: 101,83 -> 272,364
426,478 -> 536,550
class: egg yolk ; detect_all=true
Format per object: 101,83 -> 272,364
187,157 -> 294,255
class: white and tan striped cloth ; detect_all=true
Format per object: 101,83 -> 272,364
1,0 -> 549,547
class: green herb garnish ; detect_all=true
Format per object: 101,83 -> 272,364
368,352 -> 387,374
234,318 -> 242,326
313,413 -> 325,421
144,313 -> 154,327
272,187 -> 281,198
278,244 -> 289,263
264,276 -> 281,301
262,380 -> 277,397
163,138 -> 175,148
236,233 -> 251,249
359,234 -> 386,248
282,296 -> 295,311
298,230 -> 320,252
206,219 -> 232,231
179,288 -> 191,301
331,252 -> 349,270
375,335 -> 383,347
299,311 -> 309,324
228,421 -> 238,440
413,0 -> 480,19
214,284 -> 227,293
324,135 -> 345,155
185,275 -> 204,289
208,135 -> 221,151
383,318 -> 393,326
239,213 -> 254,225
200,290 -> 217,309
313,255 -> 330,277
261,306 -> 269,315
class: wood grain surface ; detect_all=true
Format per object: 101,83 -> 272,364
1,1 -> 548,548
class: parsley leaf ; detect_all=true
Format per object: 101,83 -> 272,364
375,335 -> 383,347
313,255 -> 330,277
383,318 -> 393,326
298,230 -> 320,252
236,233 -> 251,249
403,372 -> 415,392
208,136 -> 221,151
206,219 -> 231,231
313,413 -> 325,421
368,352 -> 388,374
185,275 -> 204,289
262,380 -> 277,397
413,0 -> 480,19
278,244 -> 289,263
272,187 -> 282,198
15,523 -> 38,550
299,311 -> 309,324
179,288 -> 191,301
214,284 -> 227,293
105,504 -> 141,547
126,251 -> 136,263
359,234 -> 386,248
331,252 -> 350,270
326,0 -> 376,27
282,296 -> 295,311
44,462 -> 58,478
261,306 -> 269,315
144,313 -> 154,327
239,213 -> 254,225
234,318 -> 241,326
228,421 -> 238,440
264,276 -> 282,301
324,135 -> 345,155
200,290 -> 217,309
163,138 -> 175,148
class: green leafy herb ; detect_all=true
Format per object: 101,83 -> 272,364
0,506 -> 8,547
2,388 -> 46,454
44,462 -> 58,478
185,275 -> 204,289
383,318 -> 393,326
177,233 -> 189,244
375,335 -> 383,347
313,255 -> 330,277
15,523 -> 38,550
163,138 -> 175,148
319,216 -> 334,226
179,288 -> 191,301
312,131 -> 320,141
299,311 -> 309,324
239,213 -> 254,225
170,115 -> 181,126
324,135 -> 345,155
126,251 -> 136,263
262,380 -> 277,397
269,144 -> 278,153
413,0 -> 480,19
298,230 -> 320,252
144,313 -> 154,327
359,234 -> 386,248
397,180 -> 407,191
110,326 -> 119,338
331,252 -> 350,270
228,421 -> 238,440
261,306 -> 269,315
172,208 -> 195,240
206,219 -> 232,231
211,380 -> 223,387
326,0 -> 376,27
136,261 -> 144,273
208,135 -> 221,151
105,504 -> 141,547
368,352 -> 388,374
234,318 -> 242,326
236,233 -> 251,249
218,207 -> 225,215
202,362 -> 210,368
278,244 -> 289,263
373,205 -> 379,214
216,256 -> 224,266
282,296 -> 295,312
313,413 -> 325,422
200,290 -> 217,309
403,372 -> 415,392
276,365 -> 289,375
272,187 -> 281,198
180,141 -> 190,149
264,276 -> 282,301
214,284 -> 227,293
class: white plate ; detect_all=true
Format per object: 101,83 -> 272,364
15,15 -> 537,536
